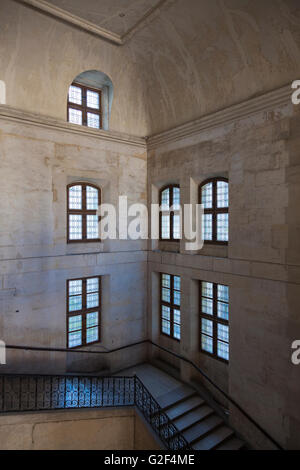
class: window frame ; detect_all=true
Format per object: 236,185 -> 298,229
67,182 -> 101,244
160,273 -> 181,342
199,177 -> 229,245
67,82 -> 102,129
66,275 -> 101,350
199,281 -> 229,364
159,184 -> 181,242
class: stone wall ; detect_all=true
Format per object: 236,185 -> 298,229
0,408 -> 161,450
147,94 -> 300,450
0,109 -> 148,374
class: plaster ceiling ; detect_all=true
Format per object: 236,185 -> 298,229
8,0 -> 300,136
39,0 -> 165,37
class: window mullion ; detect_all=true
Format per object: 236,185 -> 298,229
213,283 -> 218,357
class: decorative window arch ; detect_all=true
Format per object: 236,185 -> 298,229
199,178 -> 229,244
159,185 -> 181,241
67,183 -> 101,243
67,70 -> 113,130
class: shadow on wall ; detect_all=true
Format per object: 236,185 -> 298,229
69,70 -> 113,131
0,81 -> 6,104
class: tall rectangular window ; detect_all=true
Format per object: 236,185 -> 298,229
67,183 -> 100,243
160,273 -> 181,341
200,178 -> 229,244
68,83 -> 102,129
67,276 -> 101,348
159,185 -> 181,241
200,281 -> 229,362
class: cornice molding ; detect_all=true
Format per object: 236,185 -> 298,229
0,105 -> 146,149
147,85 -> 292,150
16,0 -> 171,45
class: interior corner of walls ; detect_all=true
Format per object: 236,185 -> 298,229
0,80 -> 6,105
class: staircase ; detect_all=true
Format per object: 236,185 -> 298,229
159,387 -> 246,450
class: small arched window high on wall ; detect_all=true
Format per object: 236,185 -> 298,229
67,183 -> 101,243
159,185 -> 181,241
200,178 -> 229,245
67,70 -> 113,130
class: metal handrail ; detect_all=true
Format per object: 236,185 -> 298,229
4,340 -> 283,449
0,372 -> 189,450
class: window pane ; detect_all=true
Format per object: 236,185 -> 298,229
218,341 -> 229,361
218,324 -> 229,343
69,295 -> 82,312
69,215 -> 82,240
87,278 -> 99,293
201,183 -> 213,209
174,290 -> 181,306
68,280 -> 82,296
69,185 -> 82,209
202,318 -> 213,337
87,90 -> 99,109
162,305 -> 170,321
217,214 -> 228,242
87,215 -> 99,239
173,187 -> 180,210
68,315 -> 82,333
162,274 -> 171,288
69,108 -> 82,125
87,112 -> 100,129
174,276 -> 180,291
203,214 -> 213,241
217,181 -> 229,208
86,186 -> 99,210
86,327 -> 99,344
162,319 -> 171,335
202,297 -> 213,315
218,284 -> 229,302
161,215 -> 170,239
202,334 -> 213,353
162,287 -> 170,303
173,214 -> 181,239
174,323 -> 181,340
174,309 -> 181,325
69,85 -> 82,105
87,293 -> 99,309
87,312 -> 99,328
68,331 -> 82,348
202,282 -> 213,299
218,301 -> 229,321
161,188 -> 170,210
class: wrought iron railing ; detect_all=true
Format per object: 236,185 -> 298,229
4,340 -> 283,450
0,373 -> 190,450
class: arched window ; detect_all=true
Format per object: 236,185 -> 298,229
199,178 -> 229,244
67,183 -> 101,243
67,70 -> 113,130
159,185 -> 181,241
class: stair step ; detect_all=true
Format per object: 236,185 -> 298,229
215,437 -> 245,450
183,414 -> 223,443
166,396 -> 205,420
174,405 -> 214,431
193,425 -> 234,450
158,386 -> 195,409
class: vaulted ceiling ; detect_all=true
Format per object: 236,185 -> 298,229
4,0 -> 300,136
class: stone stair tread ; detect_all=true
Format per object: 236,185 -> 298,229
166,396 -> 205,420
174,404 -> 214,430
183,414 -> 223,443
193,425 -> 234,450
158,388 -> 196,409
215,437 -> 245,450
